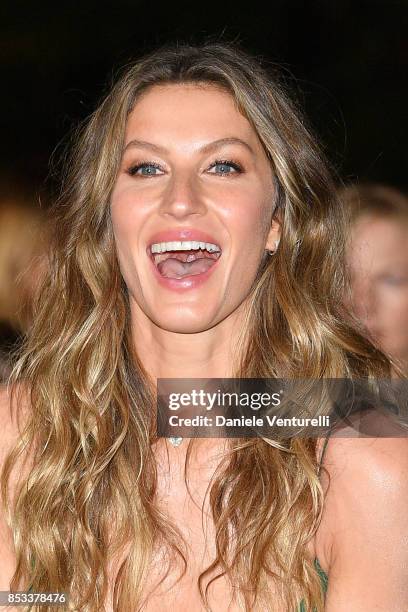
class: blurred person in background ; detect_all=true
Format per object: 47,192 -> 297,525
0,193 -> 48,381
343,183 -> 408,374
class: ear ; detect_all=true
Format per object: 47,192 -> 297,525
265,211 -> 282,254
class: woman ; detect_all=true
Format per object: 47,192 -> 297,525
0,194 -> 48,382
1,42 -> 407,612
343,183 -> 408,375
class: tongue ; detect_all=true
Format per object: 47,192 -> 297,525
157,257 -> 216,279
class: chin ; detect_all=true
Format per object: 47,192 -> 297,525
152,310 -> 221,334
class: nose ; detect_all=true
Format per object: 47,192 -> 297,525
159,171 -> 207,220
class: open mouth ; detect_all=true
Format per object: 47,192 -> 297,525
148,240 -> 222,280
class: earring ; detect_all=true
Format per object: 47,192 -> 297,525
266,239 -> 280,255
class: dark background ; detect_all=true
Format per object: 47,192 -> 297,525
1,0 -> 407,202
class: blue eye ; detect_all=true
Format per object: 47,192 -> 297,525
380,275 -> 408,287
208,159 -> 242,175
126,159 -> 243,177
127,162 -> 164,177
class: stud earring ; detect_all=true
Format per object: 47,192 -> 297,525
266,239 -> 280,255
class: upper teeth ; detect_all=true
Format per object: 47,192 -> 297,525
150,241 -> 221,254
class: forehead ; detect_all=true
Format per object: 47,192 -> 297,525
350,215 -> 408,269
125,83 -> 259,146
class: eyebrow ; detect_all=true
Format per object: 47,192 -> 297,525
123,137 -> 255,156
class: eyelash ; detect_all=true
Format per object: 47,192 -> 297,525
381,275 -> 408,286
208,159 -> 243,174
126,159 -> 243,177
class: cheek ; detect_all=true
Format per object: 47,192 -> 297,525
110,185 -> 143,246
221,185 -> 274,241
376,288 -> 408,324
110,210 -> 133,261
110,197 -> 142,284
387,290 -> 408,315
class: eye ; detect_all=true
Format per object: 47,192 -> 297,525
127,161 -> 165,177
207,159 -> 243,176
380,275 -> 408,287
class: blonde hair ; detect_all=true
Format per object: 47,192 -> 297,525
2,42 -> 393,612
340,182 -> 408,223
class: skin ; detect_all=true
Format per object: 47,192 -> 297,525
1,84 -> 408,611
110,83 -> 280,380
346,214 -> 408,371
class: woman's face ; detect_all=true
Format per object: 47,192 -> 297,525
346,214 -> 408,366
110,83 -> 279,333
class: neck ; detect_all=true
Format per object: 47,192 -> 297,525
129,298 -> 251,454
130,302 -> 248,381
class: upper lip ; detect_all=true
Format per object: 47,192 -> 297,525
146,229 -> 223,254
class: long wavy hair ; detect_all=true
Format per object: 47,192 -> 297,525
1,41 -> 393,612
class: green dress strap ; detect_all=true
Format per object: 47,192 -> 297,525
314,557 -> 328,593
299,557 -> 328,611
299,433 -> 332,610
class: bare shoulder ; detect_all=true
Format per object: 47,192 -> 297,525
0,383 -> 32,590
0,383 -> 30,459
0,382 -> 33,483
316,426 -> 408,610
0,384 -> 19,460
322,430 -> 408,484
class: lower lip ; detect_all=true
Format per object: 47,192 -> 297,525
148,252 -> 221,291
